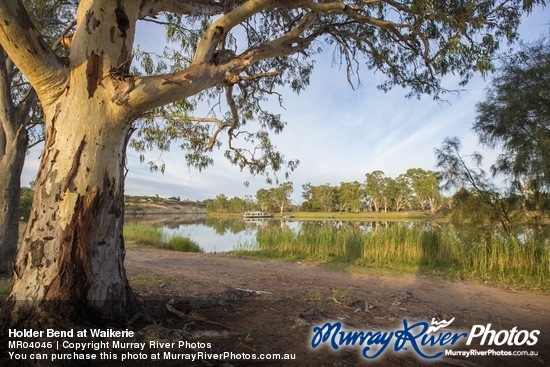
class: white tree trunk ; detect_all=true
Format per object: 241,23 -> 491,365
7,92 -> 137,322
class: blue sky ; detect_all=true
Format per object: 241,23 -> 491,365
21,7 -> 550,204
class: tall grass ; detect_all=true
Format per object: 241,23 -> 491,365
124,223 -> 203,253
237,223 -> 549,291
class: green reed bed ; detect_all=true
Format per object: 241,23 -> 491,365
124,223 -> 203,253
452,230 -> 549,290
242,224 -> 549,291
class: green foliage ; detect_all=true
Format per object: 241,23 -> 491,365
337,181 -> 364,213
18,186 -> 34,220
386,175 -> 413,212
405,168 -> 442,214
435,137 -> 512,231
473,36 -> 550,195
206,194 -> 249,213
365,171 -> 386,212
129,0 -> 544,183
239,222 -> 549,291
270,181 -> 294,213
10,1 -> 76,145
208,182 -> 295,214
450,188 -> 497,227
256,188 -> 272,212
302,183 -> 338,212
123,224 -> 203,253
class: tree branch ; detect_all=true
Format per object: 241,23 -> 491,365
126,5 -> 316,120
240,11 -> 319,64
306,1 -> 431,61
17,20 -> 75,124
172,115 -> 232,150
124,62 -> 227,117
0,0 -> 67,107
239,71 -> 281,82
0,49 -> 15,124
192,0 -> 274,65
139,0 -> 225,18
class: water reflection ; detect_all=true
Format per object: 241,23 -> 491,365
125,215 -> 449,253
125,215 -> 548,291
126,214 -> 550,252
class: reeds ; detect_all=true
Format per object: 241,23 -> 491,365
124,223 -> 203,253
244,223 -> 549,291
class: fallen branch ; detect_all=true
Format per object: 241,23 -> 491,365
128,311 -> 157,325
166,304 -> 231,329
235,287 -> 273,295
408,291 -> 440,318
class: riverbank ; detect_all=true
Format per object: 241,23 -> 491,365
125,200 -> 206,216
278,210 -> 441,221
208,210 -> 443,221
123,246 -> 549,367
1,247 -> 548,366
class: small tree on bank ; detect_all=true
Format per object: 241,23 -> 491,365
473,36 -> 550,209
435,137 -> 512,231
0,0 -> 543,326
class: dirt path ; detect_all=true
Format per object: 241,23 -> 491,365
126,245 -> 549,367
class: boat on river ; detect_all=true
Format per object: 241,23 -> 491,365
243,211 -> 273,218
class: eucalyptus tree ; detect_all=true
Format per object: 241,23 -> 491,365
473,36 -> 550,208
405,168 -> 442,214
365,170 -> 386,212
0,0 -> 74,274
381,177 -> 393,212
256,188 -> 273,212
302,183 -> 337,212
435,137 -> 511,231
205,194 -> 229,213
207,194 -> 248,213
386,175 -> 412,212
337,181 -> 364,213
271,181 -> 294,213
228,196 -> 248,213
0,0 -> 542,324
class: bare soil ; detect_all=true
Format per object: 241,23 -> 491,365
125,245 -> 550,367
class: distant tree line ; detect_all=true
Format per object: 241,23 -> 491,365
206,194 -> 252,214
302,168 -> 444,214
206,182 -> 295,214
205,167 -> 445,215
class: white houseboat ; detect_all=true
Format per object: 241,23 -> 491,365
243,211 -> 273,218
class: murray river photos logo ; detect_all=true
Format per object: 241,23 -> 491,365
310,318 -> 540,360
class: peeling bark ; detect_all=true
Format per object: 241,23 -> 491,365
0,2 -> 140,326
8,97 -> 138,323
86,53 -> 103,98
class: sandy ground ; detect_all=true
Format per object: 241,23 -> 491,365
125,245 -> 549,367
